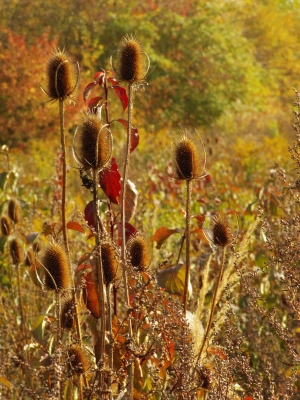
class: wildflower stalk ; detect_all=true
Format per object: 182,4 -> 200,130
194,246 -> 227,368
183,179 -> 192,316
16,263 -> 26,339
120,82 -> 134,398
106,283 -> 113,400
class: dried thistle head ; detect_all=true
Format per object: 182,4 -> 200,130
46,49 -> 78,101
61,298 -> 75,330
75,114 -> 112,172
101,241 -> 120,285
7,199 -> 22,224
9,238 -> 23,265
41,242 -> 70,291
211,214 -> 233,248
127,234 -> 150,271
170,132 -> 207,181
111,35 -> 149,85
68,345 -> 89,375
0,215 -> 12,236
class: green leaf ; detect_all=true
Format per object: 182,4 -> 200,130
157,264 -> 192,297
0,172 -> 8,190
31,302 -> 54,342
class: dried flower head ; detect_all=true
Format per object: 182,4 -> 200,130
9,238 -> 23,265
111,35 -> 150,85
75,114 -> 112,172
170,132 -> 207,181
101,241 -> 119,285
8,199 -> 22,224
46,49 -> 79,101
127,234 -> 150,271
0,215 -> 12,236
68,345 -> 89,375
61,298 -> 75,330
212,214 -> 233,247
42,242 -> 70,291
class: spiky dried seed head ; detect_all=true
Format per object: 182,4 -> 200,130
100,241 -> 119,285
61,298 -> 75,330
212,215 -> 232,247
42,242 -> 70,291
25,249 -> 35,267
173,133 -> 201,180
119,36 -> 144,83
78,115 -> 112,171
0,215 -> 12,236
8,199 -> 22,224
47,49 -> 77,101
9,238 -> 23,265
68,345 -> 89,375
127,235 -> 150,271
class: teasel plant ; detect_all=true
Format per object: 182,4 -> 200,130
73,112 -> 113,395
110,35 -> 150,398
169,131 -> 207,316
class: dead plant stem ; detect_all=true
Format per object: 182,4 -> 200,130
183,179 -> 192,316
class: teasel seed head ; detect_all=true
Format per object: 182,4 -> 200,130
76,114 -> 112,171
127,234 -> 150,271
46,49 -> 78,101
9,238 -> 23,265
96,241 -> 119,285
68,345 -> 89,375
172,132 -> 202,181
0,215 -> 12,236
212,214 -> 233,248
42,242 -> 70,291
111,35 -> 149,85
7,199 -> 22,224
25,249 -> 35,267
61,298 -> 75,330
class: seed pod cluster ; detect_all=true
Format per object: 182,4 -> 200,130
9,238 -> 23,265
173,133 -> 201,180
61,298 -> 75,330
8,199 -> 22,224
99,241 -> 119,285
78,115 -> 112,171
68,345 -> 89,375
127,234 -> 150,271
42,242 -> 70,291
212,215 -> 232,247
119,36 -> 144,83
47,49 -> 77,101
0,215 -> 12,236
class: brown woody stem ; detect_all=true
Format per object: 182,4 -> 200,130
183,179 -> 192,316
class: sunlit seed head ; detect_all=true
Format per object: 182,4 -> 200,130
68,345 -> 89,375
47,49 -> 77,101
42,242 -> 70,291
61,298 -> 75,330
0,215 -> 12,236
8,199 -> 22,224
212,215 -> 232,247
173,133 -> 201,180
9,238 -> 23,265
127,235 -> 150,271
101,241 -> 119,285
119,36 -> 143,83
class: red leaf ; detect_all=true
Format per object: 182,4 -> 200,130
94,71 -> 105,85
83,82 -> 97,105
87,96 -> 103,111
66,221 -> 85,234
117,222 -> 138,246
107,76 -> 119,86
207,346 -> 227,360
150,227 -> 181,249
115,119 -> 139,153
111,85 -> 128,111
84,201 -> 94,228
99,158 -> 121,205
82,272 -> 100,319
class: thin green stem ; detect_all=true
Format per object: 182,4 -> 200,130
120,83 -> 134,399
194,246 -> 227,370
183,179 -> 192,316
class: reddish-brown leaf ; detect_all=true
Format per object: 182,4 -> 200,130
157,264 -> 191,297
99,158 -> 121,205
94,71 -> 105,85
110,85 -> 128,111
150,227 -> 180,249
207,346 -> 227,360
117,222 -> 137,246
115,119 -> 139,153
83,82 -> 97,105
87,96 -> 103,111
66,221 -> 85,234
82,272 -> 100,319
84,201 -> 94,228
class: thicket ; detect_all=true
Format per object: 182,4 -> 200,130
1,1 -> 300,399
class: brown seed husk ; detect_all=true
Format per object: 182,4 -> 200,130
61,298 -> 75,330
127,235 -> 150,271
68,345 -> 89,375
100,241 -> 119,285
173,134 -> 201,180
25,249 -> 35,267
212,215 -> 232,247
79,115 -> 112,171
9,238 -> 23,265
119,37 -> 143,83
8,199 -> 22,224
42,242 -> 70,291
47,50 -> 76,100
0,215 -> 12,236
